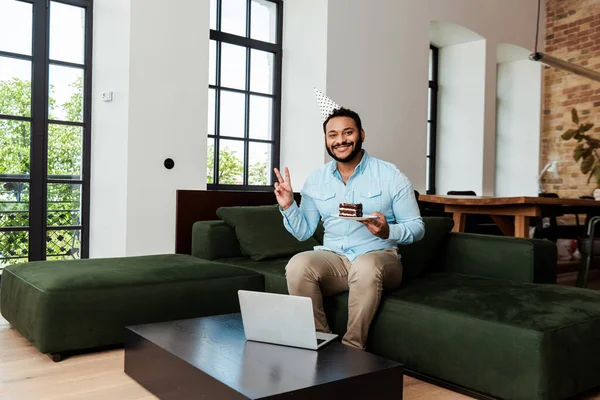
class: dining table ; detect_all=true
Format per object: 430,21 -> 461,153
417,194 -> 600,238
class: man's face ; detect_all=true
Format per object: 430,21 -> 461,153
325,116 -> 364,163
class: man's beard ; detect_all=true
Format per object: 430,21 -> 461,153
326,137 -> 363,163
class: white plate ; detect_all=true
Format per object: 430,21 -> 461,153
332,214 -> 377,221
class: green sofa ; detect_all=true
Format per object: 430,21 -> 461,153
190,211 -> 600,400
0,254 -> 263,358
2,207 -> 600,400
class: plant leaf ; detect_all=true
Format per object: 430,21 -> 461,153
594,165 -> 600,186
588,164 -> 600,184
572,108 -> 580,125
574,144 -> 585,161
588,138 -> 600,148
582,155 -> 595,174
561,129 -> 577,140
580,123 -> 594,133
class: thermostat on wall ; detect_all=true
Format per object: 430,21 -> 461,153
102,91 -> 114,102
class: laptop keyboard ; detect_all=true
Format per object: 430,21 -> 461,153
316,338 -> 326,344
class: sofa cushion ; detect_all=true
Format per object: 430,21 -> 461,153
218,256 -> 290,294
323,273 -> 600,400
0,254 -> 264,354
192,220 -> 243,260
398,217 -> 454,279
217,205 -> 320,261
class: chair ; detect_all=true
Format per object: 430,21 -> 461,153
533,193 -> 561,242
446,191 -> 502,236
577,216 -> 600,288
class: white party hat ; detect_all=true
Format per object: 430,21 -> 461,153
314,87 -> 341,122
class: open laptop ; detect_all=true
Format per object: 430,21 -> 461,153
238,290 -> 338,350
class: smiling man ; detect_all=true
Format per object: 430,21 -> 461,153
273,90 -> 425,350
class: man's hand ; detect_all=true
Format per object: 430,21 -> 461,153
274,167 -> 294,210
360,212 -> 390,239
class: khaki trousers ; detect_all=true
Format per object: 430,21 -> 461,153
285,248 -> 403,350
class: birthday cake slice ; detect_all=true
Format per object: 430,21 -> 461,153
339,203 -> 363,217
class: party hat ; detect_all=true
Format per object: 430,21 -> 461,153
314,87 -> 341,122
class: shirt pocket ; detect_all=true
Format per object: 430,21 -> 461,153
313,192 -> 337,217
358,186 -> 382,215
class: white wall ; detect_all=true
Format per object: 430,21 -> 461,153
320,0 -> 544,195
89,0 -> 545,257
91,0 -> 208,257
125,0 -> 208,256
436,40 -> 486,195
495,59 -> 543,196
325,0 -> 430,189
90,0 -> 130,258
280,0 -> 328,188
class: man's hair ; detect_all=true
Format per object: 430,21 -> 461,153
322,107 -> 363,134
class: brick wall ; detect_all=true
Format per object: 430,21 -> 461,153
542,0 -> 600,197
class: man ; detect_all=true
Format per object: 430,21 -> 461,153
274,91 -> 425,350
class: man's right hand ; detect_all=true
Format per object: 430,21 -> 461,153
274,167 -> 294,210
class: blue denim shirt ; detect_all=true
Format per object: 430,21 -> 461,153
280,151 -> 425,263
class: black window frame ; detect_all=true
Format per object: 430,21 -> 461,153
427,44 -> 439,195
0,0 -> 93,264
207,0 -> 283,192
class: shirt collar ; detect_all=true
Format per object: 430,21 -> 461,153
329,150 -> 369,177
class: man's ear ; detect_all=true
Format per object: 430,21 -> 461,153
361,129 -> 365,141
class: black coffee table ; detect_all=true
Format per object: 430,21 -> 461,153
124,313 -> 404,399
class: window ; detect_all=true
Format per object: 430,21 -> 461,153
0,0 -> 93,267
427,45 -> 439,194
207,0 -> 283,190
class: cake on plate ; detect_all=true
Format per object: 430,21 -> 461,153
339,203 -> 363,217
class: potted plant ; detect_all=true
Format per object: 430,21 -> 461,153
561,108 -> 598,185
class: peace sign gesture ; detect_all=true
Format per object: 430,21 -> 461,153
274,167 -> 294,210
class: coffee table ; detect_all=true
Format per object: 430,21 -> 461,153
124,313 -> 404,399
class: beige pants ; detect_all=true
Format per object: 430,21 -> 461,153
285,248 -> 403,350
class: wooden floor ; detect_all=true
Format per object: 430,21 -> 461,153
0,315 -> 472,400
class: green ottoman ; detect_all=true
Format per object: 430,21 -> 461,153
0,254 -> 263,359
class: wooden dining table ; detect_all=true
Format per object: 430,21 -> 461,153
418,194 -> 600,238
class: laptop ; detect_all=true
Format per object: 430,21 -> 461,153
238,290 -> 338,350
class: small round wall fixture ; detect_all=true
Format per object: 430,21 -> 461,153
164,158 -> 175,170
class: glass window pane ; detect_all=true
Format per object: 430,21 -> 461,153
209,40 -> 217,86
208,88 -> 216,136
221,43 -> 246,90
0,120 -> 30,175
426,123 -> 431,157
250,49 -> 274,94
0,0 -> 33,56
428,88 -> 432,121
210,0 -> 217,30
251,0 -> 277,43
49,2 -> 85,65
207,137 -> 215,184
248,142 -> 271,186
219,91 -> 245,138
0,57 -> 32,117
218,139 -> 244,185
429,48 -> 433,81
0,181 -> 29,228
426,157 -> 430,191
46,228 -> 81,260
47,124 -> 82,177
221,0 -> 247,37
0,230 -> 29,266
249,95 -> 272,140
49,65 -> 84,122
47,183 -> 81,227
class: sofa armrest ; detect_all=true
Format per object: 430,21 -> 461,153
439,233 -> 557,284
191,221 -> 242,260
